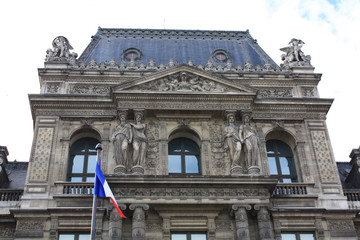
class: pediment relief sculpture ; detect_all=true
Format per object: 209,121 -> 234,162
128,71 -> 236,93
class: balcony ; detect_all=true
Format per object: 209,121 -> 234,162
344,190 -> 360,209
61,182 -> 94,195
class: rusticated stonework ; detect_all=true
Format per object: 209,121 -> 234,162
29,127 -> 54,182
310,130 -> 338,183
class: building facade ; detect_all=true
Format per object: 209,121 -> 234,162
1,28 -> 359,239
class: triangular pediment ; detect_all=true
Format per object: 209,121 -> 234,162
112,65 -> 257,95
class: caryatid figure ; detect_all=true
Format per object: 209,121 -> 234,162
130,111 -> 148,167
224,113 -> 242,167
239,114 -> 261,168
112,111 -> 132,166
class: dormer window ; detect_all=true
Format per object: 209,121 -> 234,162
122,48 -> 142,62
211,49 -> 230,63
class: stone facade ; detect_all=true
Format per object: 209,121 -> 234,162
0,28 -> 358,239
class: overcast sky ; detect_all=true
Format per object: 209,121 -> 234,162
0,0 -> 359,162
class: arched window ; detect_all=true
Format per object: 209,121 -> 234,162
168,138 -> 201,174
266,140 -> 297,183
67,137 -> 98,182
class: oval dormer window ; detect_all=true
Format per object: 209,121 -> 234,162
211,49 -> 230,63
122,48 -> 142,62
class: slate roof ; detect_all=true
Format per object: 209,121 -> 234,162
79,27 -> 278,68
3,162 -> 28,189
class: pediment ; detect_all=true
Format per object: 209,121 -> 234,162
112,65 -> 257,95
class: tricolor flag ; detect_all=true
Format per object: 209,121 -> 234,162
94,163 -> 126,218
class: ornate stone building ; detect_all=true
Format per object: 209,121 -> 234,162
1,28 -> 359,239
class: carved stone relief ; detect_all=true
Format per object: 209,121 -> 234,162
70,84 -> 110,94
129,71 -> 231,92
0,223 -> 15,238
144,121 -> 160,175
302,87 -> 316,97
258,88 -> 292,98
29,127 -> 54,182
328,219 -> 355,231
209,121 -> 229,175
310,130 -> 338,183
46,82 -> 60,93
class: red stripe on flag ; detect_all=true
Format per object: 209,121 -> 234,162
110,197 -> 126,218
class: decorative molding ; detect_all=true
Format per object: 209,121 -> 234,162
258,88 -> 292,98
29,127 -> 54,182
310,130 -> 338,183
70,84 -> 110,95
328,219 -> 355,231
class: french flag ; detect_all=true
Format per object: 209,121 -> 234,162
94,163 -> 126,218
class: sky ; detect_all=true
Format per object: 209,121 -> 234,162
0,0 -> 359,162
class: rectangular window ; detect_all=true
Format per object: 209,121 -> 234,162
59,233 -> 90,240
281,232 -> 315,240
171,232 -> 207,240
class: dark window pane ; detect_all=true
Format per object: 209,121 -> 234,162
87,155 -> 97,173
276,140 -> 293,155
71,155 -> 84,173
266,142 -> 275,154
168,155 -> 182,173
71,138 -> 87,152
88,138 -> 99,152
268,157 -> 278,174
183,139 -> 200,153
185,155 -> 200,173
169,139 -> 182,153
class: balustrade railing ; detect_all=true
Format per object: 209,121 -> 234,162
344,190 -> 360,201
273,184 -> 308,196
62,183 -> 94,195
0,189 -> 23,201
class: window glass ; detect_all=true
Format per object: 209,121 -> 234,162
59,235 -> 75,240
168,155 -> 182,173
191,234 -> 207,240
266,139 -> 297,182
78,235 -> 91,240
171,234 -> 187,240
281,234 -> 296,240
168,138 -> 201,174
169,139 -> 182,152
87,155 -> 97,173
268,156 -> 278,174
71,155 -> 85,173
299,233 -> 315,240
70,177 -> 83,182
185,155 -> 200,173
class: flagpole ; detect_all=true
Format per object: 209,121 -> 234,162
90,143 -> 102,240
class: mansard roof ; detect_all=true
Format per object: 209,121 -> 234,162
78,27 -> 278,68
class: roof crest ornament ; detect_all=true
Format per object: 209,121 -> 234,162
45,36 -> 78,63
280,38 -> 312,69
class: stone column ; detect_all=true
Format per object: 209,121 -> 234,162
109,204 -> 126,240
129,204 -> 149,240
254,205 -> 274,240
232,205 -> 251,240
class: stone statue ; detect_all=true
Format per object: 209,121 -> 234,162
239,114 -> 261,168
112,111 -> 132,166
224,113 -> 242,167
280,38 -> 311,66
130,112 -> 148,167
45,36 -> 78,62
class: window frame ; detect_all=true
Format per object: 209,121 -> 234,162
67,137 -> 98,182
171,231 -> 207,240
266,139 -> 297,183
58,232 -> 90,240
281,231 -> 315,240
168,137 -> 201,175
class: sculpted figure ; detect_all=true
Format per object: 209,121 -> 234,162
280,38 -> 311,65
239,115 -> 261,167
130,112 -> 148,166
112,112 -> 132,166
224,114 -> 242,166
45,36 -> 78,62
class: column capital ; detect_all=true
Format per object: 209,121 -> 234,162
129,203 -> 149,211
232,204 -> 252,211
